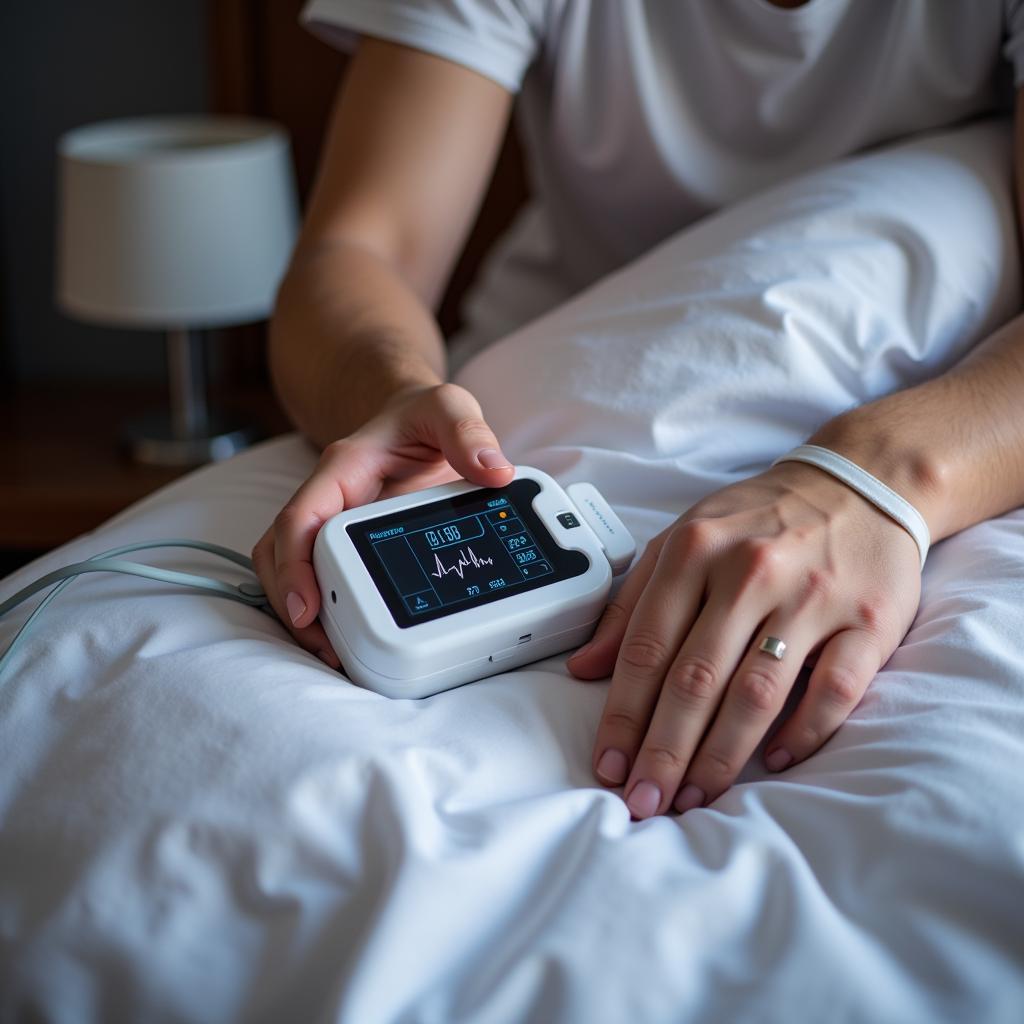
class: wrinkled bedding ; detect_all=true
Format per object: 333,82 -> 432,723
1,117 -> 1022,1023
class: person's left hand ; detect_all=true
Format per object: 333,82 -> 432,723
567,460 -> 923,819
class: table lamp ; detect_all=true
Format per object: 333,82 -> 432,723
56,115 -> 299,465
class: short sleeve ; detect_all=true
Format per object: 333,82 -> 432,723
1003,0 -> 1024,87
300,0 -> 546,93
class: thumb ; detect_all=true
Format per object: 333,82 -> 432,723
429,383 -> 515,486
273,438 -> 385,629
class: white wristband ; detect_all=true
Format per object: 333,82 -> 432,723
771,444 -> 931,568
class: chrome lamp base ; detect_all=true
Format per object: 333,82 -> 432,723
126,326 -> 262,467
125,411 -> 258,467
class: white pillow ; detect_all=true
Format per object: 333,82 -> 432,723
1,116 -> 1021,1023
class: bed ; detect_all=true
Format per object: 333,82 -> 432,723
2,116 -> 1022,1023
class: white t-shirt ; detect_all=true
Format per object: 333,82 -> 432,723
302,0 -> 1024,371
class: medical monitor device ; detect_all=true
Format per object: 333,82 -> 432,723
313,467 -> 635,698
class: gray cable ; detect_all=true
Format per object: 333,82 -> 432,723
0,540 -> 272,681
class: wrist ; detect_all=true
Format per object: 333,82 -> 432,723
342,355 -> 444,430
280,351 -> 443,447
773,444 -> 931,566
378,374 -> 446,412
270,239 -> 449,445
805,408 -> 950,540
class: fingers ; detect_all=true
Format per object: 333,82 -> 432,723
254,381 -> 515,670
418,382 -> 515,487
591,525 -> 851,820
762,628 -> 880,772
668,613 -> 818,813
253,438 -> 385,667
614,586 -> 770,819
251,525 -> 339,667
578,459 -> 919,820
567,531 -> 669,680
273,439 -> 384,633
587,535 -> 709,793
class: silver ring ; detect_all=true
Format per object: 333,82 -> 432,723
758,636 -> 787,660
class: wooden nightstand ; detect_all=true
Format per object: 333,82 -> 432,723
0,384 -> 290,569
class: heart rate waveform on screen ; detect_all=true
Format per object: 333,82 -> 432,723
430,545 -> 495,581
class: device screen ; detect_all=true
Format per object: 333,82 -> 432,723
346,478 -> 590,628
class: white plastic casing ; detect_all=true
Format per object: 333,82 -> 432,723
313,466 -> 630,699
566,481 -> 636,575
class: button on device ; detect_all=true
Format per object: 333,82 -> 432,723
493,517 -> 524,536
520,560 -> 552,578
557,512 -> 580,529
404,590 -> 441,614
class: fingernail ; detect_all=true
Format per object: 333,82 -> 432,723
477,448 -> 512,470
673,784 -> 705,814
286,591 -> 307,625
595,747 -> 628,785
569,640 -> 594,661
626,780 -> 662,819
766,748 -> 793,772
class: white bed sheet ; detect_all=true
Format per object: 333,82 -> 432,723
2,117 -> 1023,1023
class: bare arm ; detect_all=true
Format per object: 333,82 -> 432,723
808,92 -> 1024,540
570,97 -> 1024,821
269,37 -> 514,445
254,38 -> 517,666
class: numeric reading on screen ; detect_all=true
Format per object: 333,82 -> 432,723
365,496 -> 553,616
346,479 -> 590,628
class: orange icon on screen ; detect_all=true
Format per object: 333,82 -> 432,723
499,512 -> 508,518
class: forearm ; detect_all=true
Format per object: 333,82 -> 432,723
269,238 -> 448,447
808,309 -> 1024,542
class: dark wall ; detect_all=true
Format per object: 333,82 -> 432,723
0,1 -> 208,387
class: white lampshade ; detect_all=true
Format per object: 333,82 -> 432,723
57,115 -> 299,327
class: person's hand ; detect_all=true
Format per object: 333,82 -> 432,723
252,382 -> 514,667
567,460 -> 923,819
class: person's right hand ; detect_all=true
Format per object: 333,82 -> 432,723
252,382 -> 515,668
